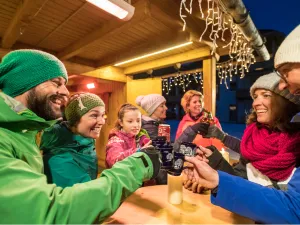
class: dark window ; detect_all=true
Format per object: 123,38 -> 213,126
230,81 -> 237,91
229,104 -> 237,122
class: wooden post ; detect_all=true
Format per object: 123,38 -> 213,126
203,57 -> 216,116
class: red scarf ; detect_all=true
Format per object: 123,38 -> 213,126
241,123 -> 300,181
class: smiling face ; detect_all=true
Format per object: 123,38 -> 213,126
151,102 -> 168,120
73,106 -> 106,139
187,95 -> 203,116
27,77 -> 69,120
120,109 -> 142,136
252,89 -> 275,125
277,63 -> 300,95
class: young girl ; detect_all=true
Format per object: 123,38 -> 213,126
105,103 -> 151,168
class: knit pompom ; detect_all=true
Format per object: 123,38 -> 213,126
135,95 -> 144,106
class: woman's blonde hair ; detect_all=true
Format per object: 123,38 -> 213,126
114,103 -> 140,130
246,91 -> 300,133
181,90 -> 204,113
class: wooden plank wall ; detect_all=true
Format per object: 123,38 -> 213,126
95,82 -> 126,169
126,76 -> 162,115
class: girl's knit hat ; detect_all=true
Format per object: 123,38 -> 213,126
65,93 -> 105,125
136,94 -> 166,116
250,72 -> 300,105
0,49 -> 68,97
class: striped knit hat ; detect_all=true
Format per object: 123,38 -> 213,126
0,49 -> 68,97
250,72 -> 300,105
65,93 -> 105,125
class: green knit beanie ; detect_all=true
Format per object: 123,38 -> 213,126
0,49 -> 68,97
65,93 -> 105,125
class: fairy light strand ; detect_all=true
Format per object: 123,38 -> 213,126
162,72 -> 203,95
180,0 -> 256,86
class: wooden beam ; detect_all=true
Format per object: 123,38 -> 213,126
203,57 -> 216,116
57,0 -> 151,60
151,0 -> 228,47
0,48 -> 95,75
2,0 -> 48,48
96,31 -> 192,67
123,47 -> 211,75
83,66 -> 127,83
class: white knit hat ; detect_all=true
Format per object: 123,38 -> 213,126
275,25 -> 300,68
250,72 -> 300,105
136,94 -> 166,115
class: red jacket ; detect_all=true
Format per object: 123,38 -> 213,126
175,113 -> 224,150
105,129 -> 150,168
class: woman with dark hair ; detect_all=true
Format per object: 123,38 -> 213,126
183,72 -> 300,192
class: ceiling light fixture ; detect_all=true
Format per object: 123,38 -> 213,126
114,41 -> 193,66
87,83 -> 96,89
87,0 -> 135,21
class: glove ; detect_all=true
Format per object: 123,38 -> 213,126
190,122 -> 209,136
140,146 -> 162,179
203,125 -> 226,141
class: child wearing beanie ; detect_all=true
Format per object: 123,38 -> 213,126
184,72 -> 300,193
105,103 -> 151,168
135,94 -> 168,140
41,93 -> 106,188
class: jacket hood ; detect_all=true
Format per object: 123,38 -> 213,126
0,92 -> 56,132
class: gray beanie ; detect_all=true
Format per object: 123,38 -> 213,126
250,72 -> 300,105
135,94 -> 166,116
275,25 -> 300,68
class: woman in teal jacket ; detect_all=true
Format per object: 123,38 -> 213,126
41,92 -> 106,187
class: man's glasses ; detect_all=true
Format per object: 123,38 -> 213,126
274,67 -> 288,84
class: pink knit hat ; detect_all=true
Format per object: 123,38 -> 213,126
136,94 -> 166,116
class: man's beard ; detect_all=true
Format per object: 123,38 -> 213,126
27,89 -> 63,120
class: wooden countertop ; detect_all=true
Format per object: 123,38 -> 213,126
104,185 -> 253,224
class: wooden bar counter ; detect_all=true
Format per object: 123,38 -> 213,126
104,185 -> 253,224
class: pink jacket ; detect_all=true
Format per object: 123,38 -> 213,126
175,113 -> 224,150
105,129 -> 150,168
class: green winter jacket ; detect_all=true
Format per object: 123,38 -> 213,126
41,122 -> 98,188
0,92 -> 154,224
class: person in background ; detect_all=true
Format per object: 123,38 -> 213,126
136,94 -> 168,140
0,49 -> 161,224
106,103 -> 151,168
183,73 -> 300,193
183,25 -> 300,224
175,90 -> 224,150
41,93 -> 106,188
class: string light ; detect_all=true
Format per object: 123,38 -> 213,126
162,72 -> 203,95
180,0 -> 256,85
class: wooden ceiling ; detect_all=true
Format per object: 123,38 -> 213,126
0,0 -> 231,76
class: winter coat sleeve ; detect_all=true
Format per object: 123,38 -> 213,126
173,126 -> 197,152
106,136 -> 137,168
211,169 -> 300,224
0,138 -> 154,224
47,153 -> 91,188
222,135 -> 241,153
206,146 -> 235,176
213,117 -> 222,130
